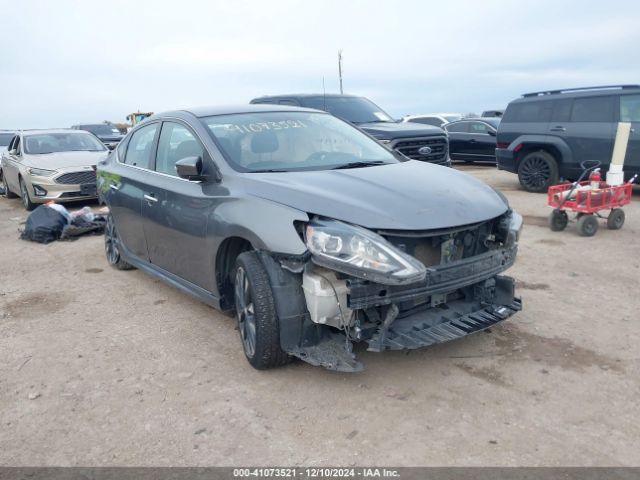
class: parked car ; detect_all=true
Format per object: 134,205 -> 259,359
2,129 -> 108,210
98,104 -> 522,372
0,131 -> 16,154
481,110 -> 504,118
401,113 -> 464,127
445,117 -> 500,163
497,84 -> 640,192
72,123 -> 124,150
250,94 -> 450,166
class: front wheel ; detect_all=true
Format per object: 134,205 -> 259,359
233,251 -> 290,370
549,210 -> 568,231
607,209 -> 625,230
577,214 -> 599,237
518,151 -> 559,193
19,178 -> 36,210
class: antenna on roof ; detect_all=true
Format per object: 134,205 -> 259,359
338,50 -> 344,94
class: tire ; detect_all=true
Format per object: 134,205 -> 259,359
233,251 -> 290,370
549,210 -> 568,231
2,172 -> 18,198
19,177 -> 36,211
577,214 -> 599,237
517,150 -> 559,193
104,214 -> 134,270
606,209 -> 625,230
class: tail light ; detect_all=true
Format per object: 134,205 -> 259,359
496,142 -> 510,149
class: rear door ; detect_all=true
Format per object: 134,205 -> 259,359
141,120 -> 219,290
444,121 -> 469,160
107,122 -> 160,260
620,93 -> 640,176
555,95 -> 616,168
467,121 -> 497,159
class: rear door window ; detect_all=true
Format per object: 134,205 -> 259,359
503,101 -> 553,122
620,95 -> 640,122
445,122 -> 469,133
551,99 -> 573,122
124,123 -> 158,169
469,122 -> 491,134
155,122 -> 204,176
570,96 -> 615,122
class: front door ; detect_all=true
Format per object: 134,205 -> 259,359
141,121 -> 219,291
467,121 -> 497,160
3,135 -> 22,192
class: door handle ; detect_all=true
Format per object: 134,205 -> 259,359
550,126 -> 566,132
144,194 -> 158,203
469,139 -> 477,143
109,184 -> 120,191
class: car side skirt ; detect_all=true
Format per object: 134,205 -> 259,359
119,243 -> 222,310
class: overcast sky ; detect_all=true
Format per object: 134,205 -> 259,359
1,0 -> 639,128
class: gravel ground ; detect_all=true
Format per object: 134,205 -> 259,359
0,165 -> 639,466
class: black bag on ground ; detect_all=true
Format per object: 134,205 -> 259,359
20,205 -> 68,244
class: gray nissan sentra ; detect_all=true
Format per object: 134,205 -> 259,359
97,104 -> 523,372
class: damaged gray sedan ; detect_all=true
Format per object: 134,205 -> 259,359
97,104 -> 522,372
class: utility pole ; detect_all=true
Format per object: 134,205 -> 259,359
338,50 -> 344,94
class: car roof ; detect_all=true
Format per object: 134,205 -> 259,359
154,104 -> 324,119
22,128 -> 89,136
515,84 -> 640,103
447,117 -> 500,127
252,94 -> 361,101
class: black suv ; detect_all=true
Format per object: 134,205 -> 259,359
72,123 -> 125,150
250,94 -> 450,166
496,85 -> 640,192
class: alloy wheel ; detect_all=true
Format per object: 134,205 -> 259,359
20,180 -> 30,209
520,155 -> 552,191
234,266 -> 257,358
104,216 -> 120,265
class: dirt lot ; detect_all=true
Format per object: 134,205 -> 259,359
1,165 -> 639,467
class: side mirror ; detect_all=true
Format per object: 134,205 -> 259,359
487,129 -> 497,137
176,156 -> 205,181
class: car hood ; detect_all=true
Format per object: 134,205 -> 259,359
25,151 -> 109,169
241,161 -> 508,230
97,135 -> 124,142
358,122 -> 444,140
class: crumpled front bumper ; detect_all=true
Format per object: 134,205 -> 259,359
367,289 -> 521,352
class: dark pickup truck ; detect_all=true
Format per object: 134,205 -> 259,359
250,94 -> 450,166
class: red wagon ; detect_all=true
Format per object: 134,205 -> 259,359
548,180 -> 632,236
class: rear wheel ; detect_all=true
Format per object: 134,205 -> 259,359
606,209 -> 625,230
518,150 -> 559,193
19,177 -> 36,211
549,210 -> 568,231
233,251 -> 290,370
104,215 -> 134,270
577,214 -> 599,237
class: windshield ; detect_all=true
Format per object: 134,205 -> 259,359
0,133 -> 14,146
202,112 -> 399,172
82,125 -> 122,136
443,115 -> 463,122
24,132 -> 106,154
300,97 -> 395,124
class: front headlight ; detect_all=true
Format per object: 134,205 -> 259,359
305,218 -> 427,285
28,167 -> 56,177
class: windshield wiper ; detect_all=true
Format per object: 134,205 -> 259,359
331,161 -> 387,170
250,168 -> 289,173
